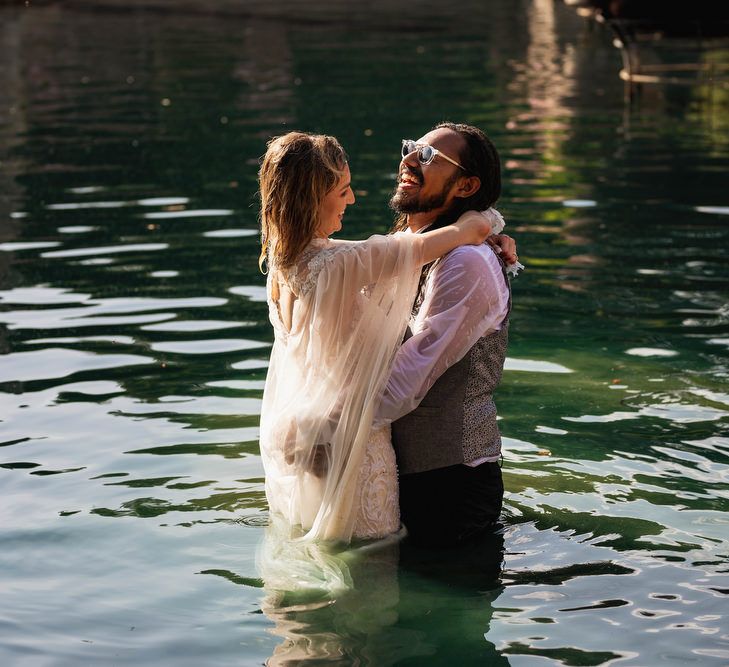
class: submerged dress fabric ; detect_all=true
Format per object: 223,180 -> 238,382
259,233 -> 423,542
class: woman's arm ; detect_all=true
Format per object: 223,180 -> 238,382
418,210 -> 494,264
320,210 -> 493,292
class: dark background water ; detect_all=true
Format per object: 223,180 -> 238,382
1,1 -> 728,665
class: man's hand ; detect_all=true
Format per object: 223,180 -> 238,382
487,234 -> 518,265
280,419 -> 331,478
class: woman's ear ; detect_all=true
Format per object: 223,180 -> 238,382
455,175 -> 481,199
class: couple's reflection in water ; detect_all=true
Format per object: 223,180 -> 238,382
259,517 -> 510,665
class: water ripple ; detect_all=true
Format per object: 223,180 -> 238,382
140,320 -> 251,332
505,358 -> 574,373
149,339 -> 269,354
0,348 -> 154,383
0,242 -> 61,252
142,209 -> 233,219
41,243 -> 169,259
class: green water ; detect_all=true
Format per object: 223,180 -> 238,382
1,1 -> 728,665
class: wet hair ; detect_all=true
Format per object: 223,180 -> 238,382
258,132 -> 348,272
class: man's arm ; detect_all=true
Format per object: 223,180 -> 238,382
375,245 -> 509,425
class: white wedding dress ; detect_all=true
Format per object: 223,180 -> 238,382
259,233 -> 423,542
350,424 -> 399,538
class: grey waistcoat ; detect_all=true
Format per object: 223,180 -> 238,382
391,255 -> 511,475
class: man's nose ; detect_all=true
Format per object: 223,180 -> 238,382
402,151 -> 419,169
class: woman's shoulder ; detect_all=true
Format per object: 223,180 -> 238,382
282,238 -> 355,295
287,234 -> 402,293
330,233 -> 409,252
306,237 -> 363,252
303,237 -> 362,262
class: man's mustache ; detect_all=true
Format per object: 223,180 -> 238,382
399,166 -> 423,185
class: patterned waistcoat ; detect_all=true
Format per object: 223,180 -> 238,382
391,257 -> 511,475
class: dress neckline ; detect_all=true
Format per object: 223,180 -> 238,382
308,237 -> 331,249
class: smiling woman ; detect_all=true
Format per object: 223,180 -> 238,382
316,164 -> 355,238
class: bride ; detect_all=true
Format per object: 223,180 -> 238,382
257,132 -> 498,543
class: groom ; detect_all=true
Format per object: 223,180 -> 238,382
376,122 -> 514,546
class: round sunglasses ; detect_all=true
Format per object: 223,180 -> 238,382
401,139 -> 465,171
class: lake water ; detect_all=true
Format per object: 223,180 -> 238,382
1,1 -> 728,665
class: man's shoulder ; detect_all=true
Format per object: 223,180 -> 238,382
439,242 -> 502,271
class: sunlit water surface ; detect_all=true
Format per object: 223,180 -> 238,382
1,1 -> 728,665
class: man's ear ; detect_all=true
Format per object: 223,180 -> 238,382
454,175 -> 481,199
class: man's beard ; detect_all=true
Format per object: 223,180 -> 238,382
389,171 -> 460,214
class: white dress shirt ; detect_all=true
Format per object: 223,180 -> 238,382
375,239 -> 509,465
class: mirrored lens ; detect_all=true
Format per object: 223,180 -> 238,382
418,145 -> 435,164
401,140 -> 436,165
401,140 -> 417,158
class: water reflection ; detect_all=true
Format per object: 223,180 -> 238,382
257,522 -> 507,665
260,529 -> 409,665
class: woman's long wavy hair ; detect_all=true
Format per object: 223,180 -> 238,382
258,132 -> 348,272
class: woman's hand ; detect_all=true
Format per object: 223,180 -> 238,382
453,210 -> 493,245
487,233 -> 518,265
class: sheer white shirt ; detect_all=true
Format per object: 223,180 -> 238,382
375,237 -> 509,464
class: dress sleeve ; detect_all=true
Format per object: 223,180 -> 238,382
322,232 -> 425,289
259,230 -> 423,543
375,245 -> 509,425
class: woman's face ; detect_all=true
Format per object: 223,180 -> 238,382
316,163 -> 355,238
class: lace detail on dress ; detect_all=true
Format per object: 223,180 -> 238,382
280,239 -> 363,298
281,239 -> 325,296
268,239 -> 332,336
351,425 -> 400,539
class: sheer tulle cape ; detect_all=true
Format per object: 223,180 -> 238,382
258,514 -> 404,662
259,232 -> 424,543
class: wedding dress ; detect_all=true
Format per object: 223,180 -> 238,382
259,233 -> 423,543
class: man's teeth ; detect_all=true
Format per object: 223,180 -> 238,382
400,173 -> 420,185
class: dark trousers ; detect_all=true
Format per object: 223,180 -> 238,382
399,461 -> 503,546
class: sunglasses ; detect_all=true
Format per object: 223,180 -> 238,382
401,139 -> 466,171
